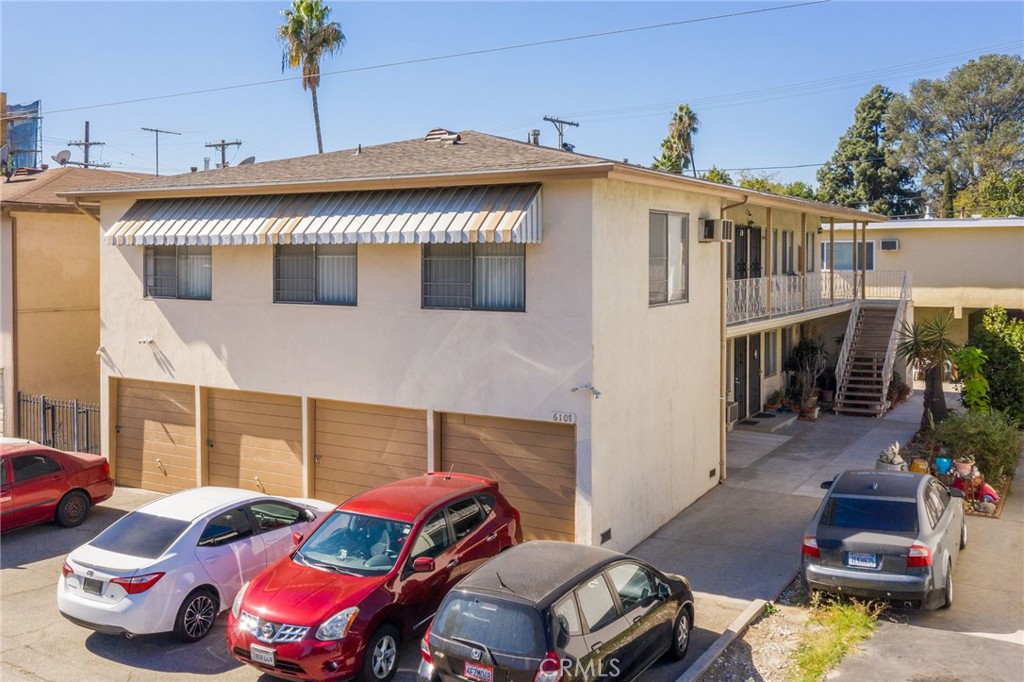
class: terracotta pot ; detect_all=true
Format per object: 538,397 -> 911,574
954,459 -> 975,475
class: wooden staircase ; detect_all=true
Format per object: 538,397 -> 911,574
835,304 -> 900,417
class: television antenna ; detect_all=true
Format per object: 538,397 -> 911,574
52,149 -> 72,166
238,156 -> 256,166
141,127 -> 181,176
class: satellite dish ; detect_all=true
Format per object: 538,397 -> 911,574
52,150 -> 72,166
238,156 -> 256,166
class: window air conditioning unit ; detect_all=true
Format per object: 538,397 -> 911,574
699,218 -> 735,243
726,401 -> 739,424
880,239 -> 900,251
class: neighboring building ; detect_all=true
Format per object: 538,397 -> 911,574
64,130 -> 883,551
831,218 -> 1024,344
0,166 -> 148,443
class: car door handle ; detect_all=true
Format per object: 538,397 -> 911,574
633,614 -> 644,625
590,641 -> 603,652
486,532 -> 497,542
446,559 -> 459,569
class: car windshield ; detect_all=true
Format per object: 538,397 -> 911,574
822,496 -> 919,532
434,594 -> 546,657
296,511 -> 412,576
89,512 -> 190,559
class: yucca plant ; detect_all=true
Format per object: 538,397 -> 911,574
897,313 -> 960,430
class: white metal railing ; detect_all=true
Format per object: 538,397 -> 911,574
726,277 -> 768,324
771,275 -> 803,315
862,270 -> 908,300
834,301 -> 860,389
879,271 -> 913,403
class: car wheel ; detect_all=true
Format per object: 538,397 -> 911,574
173,588 -> 218,642
360,624 -> 400,682
56,491 -> 90,527
941,561 -> 954,609
960,519 -> 968,550
668,606 -> 692,661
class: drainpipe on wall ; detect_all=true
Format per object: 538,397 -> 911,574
719,196 -> 748,483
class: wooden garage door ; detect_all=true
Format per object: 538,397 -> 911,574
115,379 -> 196,492
314,401 -> 427,505
440,414 -> 575,542
208,389 -> 303,496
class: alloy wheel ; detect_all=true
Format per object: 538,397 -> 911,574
676,612 -> 690,652
371,634 -> 398,679
183,594 -> 216,639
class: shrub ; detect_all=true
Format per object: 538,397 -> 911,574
969,307 -> 1024,420
934,409 -> 1023,480
953,346 -> 990,412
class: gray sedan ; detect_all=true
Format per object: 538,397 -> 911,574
801,470 -> 966,610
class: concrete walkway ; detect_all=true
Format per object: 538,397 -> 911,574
635,388 -> 946,681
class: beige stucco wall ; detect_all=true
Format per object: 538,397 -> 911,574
8,211 -> 101,407
590,179 -> 723,551
0,216 -> 13,434
99,182 -> 599,536
831,225 -> 1024,313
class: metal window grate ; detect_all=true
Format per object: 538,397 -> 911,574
422,243 -> 524,311
144,245 -> 211,299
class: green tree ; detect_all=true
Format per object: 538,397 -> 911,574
279,0 -> 346,154
700,166 -> 733,185
940,167 -> 955,218
653,104 -> 700,177
954,169 -> 1024,217
887,54 -> 1024,206
817,85 -> 918,215
969,306 -> 1024,420
737,171 -> 818,200
896,314 -> 960,430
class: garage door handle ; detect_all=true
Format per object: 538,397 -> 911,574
207,439 -> 215,448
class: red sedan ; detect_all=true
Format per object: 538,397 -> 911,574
227,473 -> 522,682
1,440 -> 114,532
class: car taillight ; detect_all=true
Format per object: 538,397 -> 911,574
907,544 -> 932,567
535,651 -> 562,682
61,561 -> 75,578
102,460 -> 111,478
420,623 -> 432,665
111,572 -> 165,594
801,537 -> 820,558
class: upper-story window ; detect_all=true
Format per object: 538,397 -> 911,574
649,211 -> 689,305
421,243 -> 525,312
822,241 -> 875,271
274,244 -> 357,305
144,245 -> 212,300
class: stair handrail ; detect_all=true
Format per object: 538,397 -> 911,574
880,271 -> 912,407
834,299 -> 860,392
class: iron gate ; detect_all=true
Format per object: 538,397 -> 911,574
17,393 -> 101,454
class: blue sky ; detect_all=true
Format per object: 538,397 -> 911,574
3,1 -> 1022,183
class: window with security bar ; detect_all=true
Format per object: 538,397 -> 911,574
648,211 -> 689,305
274,244 -> 357,305
144,245 -> 212,300
422,242 -> 525,311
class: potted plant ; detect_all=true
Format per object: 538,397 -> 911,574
790,337 -> 828,421
764,389 -> 783,411
954,451 -> 976,476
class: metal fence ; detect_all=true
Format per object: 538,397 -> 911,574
18,393 -> 102,454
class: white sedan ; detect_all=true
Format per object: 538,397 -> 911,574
57,487 -> 333,642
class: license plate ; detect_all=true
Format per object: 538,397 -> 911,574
250,644 -> 275,667
464,661 -> 493,682
847,552 -> 878,568
83,578 -> 103,595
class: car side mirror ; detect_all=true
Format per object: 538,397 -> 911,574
292,531 -> 304,546
303,509 -> 316,522
949,488 -> 965,499
820,480 -> 833,489
413,557 -> 435,573
657,582 -> 670,600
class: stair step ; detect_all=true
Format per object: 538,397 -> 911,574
834,407 -> 884,416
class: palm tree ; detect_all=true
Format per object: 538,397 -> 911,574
279,0 -> 345,154
896,313 -> 960,430
652,104 -> 700,177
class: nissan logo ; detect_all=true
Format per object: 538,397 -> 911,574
260,623 -> 276,640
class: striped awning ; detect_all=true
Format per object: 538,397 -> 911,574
106,184 -> 542,246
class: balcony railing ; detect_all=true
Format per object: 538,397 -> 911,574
727,270 -> 909,326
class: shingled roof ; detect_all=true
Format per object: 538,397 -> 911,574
1,167 -> 149,209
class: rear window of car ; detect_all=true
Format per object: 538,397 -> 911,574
822,496 -> 919,532
434,594 -> 546,657
89,512 -> 190,559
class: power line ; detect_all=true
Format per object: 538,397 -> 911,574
142,127 -> 181,176
30,1 -> 829,118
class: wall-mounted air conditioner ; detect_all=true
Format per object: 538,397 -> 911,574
726,401 -> 739,423
699,218 -> 735,243
880,239 -> 900,251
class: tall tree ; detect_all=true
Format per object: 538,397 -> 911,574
940,167 -> 955,218
700,166 -> 733,185
955,169 -> 1024,217
817,85 -> 918,215
653,104 -> 700,177
886,54 -> 1024,207
737,171 -> 819,200
279,0 -> 346,154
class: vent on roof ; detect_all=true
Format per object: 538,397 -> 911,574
425,128 -> 458,142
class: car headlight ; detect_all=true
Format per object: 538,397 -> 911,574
232,581 -> 249,619
315,607 -> 359,641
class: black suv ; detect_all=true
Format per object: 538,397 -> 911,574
418,541 -> 694,682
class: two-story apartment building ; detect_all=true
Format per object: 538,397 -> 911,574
65,130 -> 883,551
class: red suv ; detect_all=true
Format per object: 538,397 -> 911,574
227,473 -> 522,682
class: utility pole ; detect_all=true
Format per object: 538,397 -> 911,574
205,139 -> 242,168
142,127 -> 181,176
68,121 -> 109,168
543,116 -> 580,152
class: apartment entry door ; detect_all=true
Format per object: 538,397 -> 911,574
732,333 -> 762,420
733,225 -> 763,279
